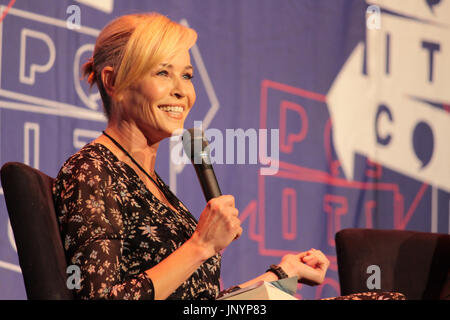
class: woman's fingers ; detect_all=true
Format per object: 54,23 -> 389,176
296,252 -> 308,260
302,255 -> 318,267
234,225 -> 243,240
298,263 -> 326,285
312,250 -> 330,268
216,194 -> 235,208
278,249 -> 330,286
298,249 -> 330,272
195,195 -> 242,254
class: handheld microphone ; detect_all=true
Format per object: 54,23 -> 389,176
182,128 -> 222,202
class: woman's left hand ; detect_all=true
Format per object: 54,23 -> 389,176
278,249 -> 330,286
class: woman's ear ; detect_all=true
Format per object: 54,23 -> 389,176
101,66 -> 115,97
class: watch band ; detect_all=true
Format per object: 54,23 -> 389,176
266,264 -> 288,280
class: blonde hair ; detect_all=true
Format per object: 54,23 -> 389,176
82,13 -> 197,118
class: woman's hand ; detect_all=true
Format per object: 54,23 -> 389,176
190,195 -> 242,260
278,249 -> 330,286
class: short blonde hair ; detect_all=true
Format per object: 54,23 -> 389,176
82,13 -> 197,118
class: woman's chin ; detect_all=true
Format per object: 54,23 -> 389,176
167,125 -> 187,138
136,119 -> 186,142
159,123 -> 186,139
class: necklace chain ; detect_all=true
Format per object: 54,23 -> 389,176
101,131 -> 201,228
102,131 -> 163,190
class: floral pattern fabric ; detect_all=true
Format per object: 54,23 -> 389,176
53,143 -> 221,300
321,291 -> 406,300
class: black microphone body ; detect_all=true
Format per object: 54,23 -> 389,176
182,128 -> 222,202
194,163 -> 222,202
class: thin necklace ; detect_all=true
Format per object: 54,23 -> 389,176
101,131 -> 201,230
102,130 -> 163,190
101,131 -> 200,225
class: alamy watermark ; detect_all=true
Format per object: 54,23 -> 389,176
366,5 -> 381,30
366,264 -> 381,290
170,121 -> 280,175
66,5 -> 81,30
66,264 -> 81,290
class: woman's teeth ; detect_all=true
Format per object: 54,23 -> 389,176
159,105 -> 184,113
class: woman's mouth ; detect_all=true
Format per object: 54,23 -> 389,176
158,105 -> 185,120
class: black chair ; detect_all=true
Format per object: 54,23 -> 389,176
1,162 -> 73,299
335,228 -> 450,300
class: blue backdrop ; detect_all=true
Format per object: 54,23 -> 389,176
0,0 -> 449,299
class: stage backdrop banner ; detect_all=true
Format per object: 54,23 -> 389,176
0,0 -> 448,299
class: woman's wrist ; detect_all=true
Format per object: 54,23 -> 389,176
186,233 -> 215,263
266,264 -> 289,280
277,261 -> 299,280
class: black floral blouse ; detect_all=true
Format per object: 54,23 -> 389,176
52,143 -> 221,300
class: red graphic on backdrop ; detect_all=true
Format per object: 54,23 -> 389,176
281,187 -> 297,240
279,101 -> 308,154
323,194 -> 348,247
237,79 -> 431,296
0,0 -> 16,24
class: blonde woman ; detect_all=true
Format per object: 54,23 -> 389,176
53,13 -> 331,300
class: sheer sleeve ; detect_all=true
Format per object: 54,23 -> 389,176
53,153 -> 155,299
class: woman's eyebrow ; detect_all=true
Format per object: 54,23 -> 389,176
159,63 -> 194,71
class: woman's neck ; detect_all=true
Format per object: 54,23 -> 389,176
102,120 -> 159,175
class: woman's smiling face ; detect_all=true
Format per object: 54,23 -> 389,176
119,49 -> 196,143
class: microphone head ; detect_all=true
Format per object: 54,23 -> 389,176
182,128 -> 211,165
182,128 -> 222,201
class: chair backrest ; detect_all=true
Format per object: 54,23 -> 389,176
1,162 -> 73,299
335,228 -> 450,300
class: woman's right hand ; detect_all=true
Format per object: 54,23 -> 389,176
191,195 -> 242,259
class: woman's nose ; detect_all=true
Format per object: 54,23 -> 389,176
173,91 -> 183,99
171,78 -> 186,99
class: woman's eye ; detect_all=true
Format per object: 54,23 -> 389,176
183,73 -> 194,80
157,70 -> 169,76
